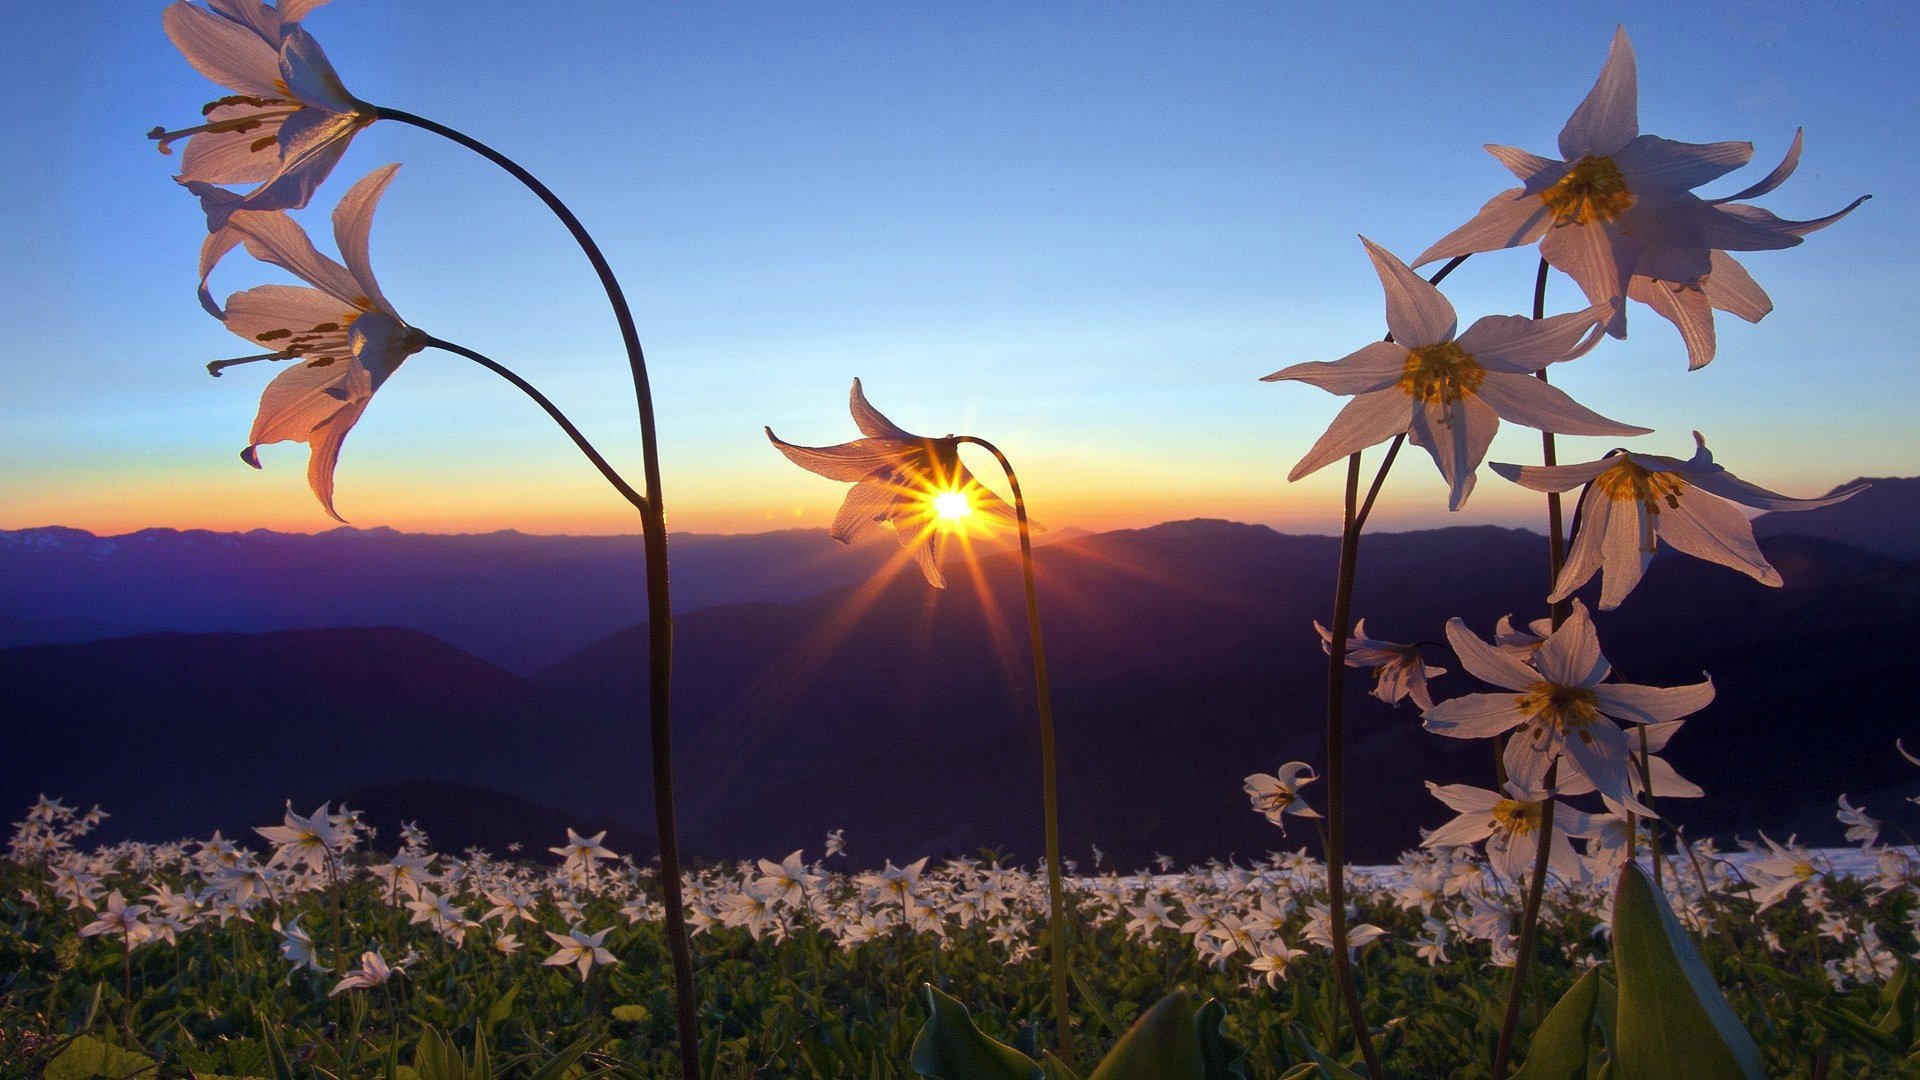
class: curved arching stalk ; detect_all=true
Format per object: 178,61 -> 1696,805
374,107 -> 701,1080
952,434 -> 1073,1065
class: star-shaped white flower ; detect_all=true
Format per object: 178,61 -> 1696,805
1422,602 -> 1712,815
543,925 -> 617,981
1243,762 -> 1322,833
1316,618 -> 1446,710
1492,432 -> 1865,610
1416,28 -> 1866,343
1264,238 -> 1646,510
1422,782 -> 1592,884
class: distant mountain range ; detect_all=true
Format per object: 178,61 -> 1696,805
3,478 -> 1915,866
0,524 -> 1081,673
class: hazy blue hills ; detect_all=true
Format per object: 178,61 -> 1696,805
3,478 -> 1914,865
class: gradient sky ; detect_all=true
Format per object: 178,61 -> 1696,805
2,1 -> 1913,538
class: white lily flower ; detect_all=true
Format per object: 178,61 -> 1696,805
202,165 -> 428,521
1423,602 -> 1713,815
1416,28 -> 1867,342
79,891 -> 153,945
152,0 -> 376,232
767,380 -> 1026,587
1317,618 -> 1446,709
549,829 -> 617,871
1493,432 -> 1865,610
1422,782 -> 1592,884
1836,796 -> 1882,847
543,925 -> 617,980
329,949 -> 406,996
1264,238 -> 1644,509
1243,763 -> 1323,834
1247,936 -> 1307,987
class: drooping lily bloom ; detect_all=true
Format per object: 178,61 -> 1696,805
1264,238 -> 1646,510
1415,29 -> 1866,344
1422,782 -> 1592,884
1316,618 -> 1446,710
766,379 -> 1025,588
1422,602 -> 1713,816
1243,762 -> 1322,833
152,0 -> 375,232
1491,432 -> 1865,610
203,164 -> 427,522
543,925 -> 618,980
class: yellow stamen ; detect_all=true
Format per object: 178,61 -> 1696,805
1490,799 -> 1545,836
1594,459 -> 1687,515
1398,341 -> 1485,406
1540,156 -> 1635,225
1515,681 -> 1602,743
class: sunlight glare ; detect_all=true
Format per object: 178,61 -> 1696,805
932,490 -> 973,523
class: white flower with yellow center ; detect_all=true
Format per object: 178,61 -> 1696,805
1422,602 -> 1713,815
1264,238 -> 1646,510
1422,782 -> 1592,884
1316,618 -> 1447,710
1492,432 -> 1865,610
1416,28 -> 1866,343
1242,762 -> 1322,833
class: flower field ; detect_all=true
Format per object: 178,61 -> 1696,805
4,797 -> 1919,1078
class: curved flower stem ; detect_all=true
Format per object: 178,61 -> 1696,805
426,338 -> 648,514
375,106 -> 701,1080
953,434 -> 1072,1064
1491,256 -> 1566,1080
1313,253 -> 1470,1079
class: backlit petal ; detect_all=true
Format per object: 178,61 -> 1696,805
1443,617 -> 1538,691
162,1 -> 284,98
1559,28 -> 1638,160
1471,371 -> 1650,437
1262,341 -> 1409,394
1592,677 -> 1715,725
1362,237 -> 1456,347
1414,189 -> 1552,266
331,164 -> 401,320
1285,388 -> 1410,482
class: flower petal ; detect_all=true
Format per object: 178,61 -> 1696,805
1548,486 -> 1612,604
1454,308 -> 1605,373
331,164 -> 401,319
1443,617 -> 1539,691
1471,372 -> 1650,437
223,209 -> 362,304
1626,275 -> 1717,370
1592,677 -> 1715,725
1540,221 -> 1635,337
1559,27 -> 1638,160
1700,251 -> 1771,323
1612,135 -> 1754,196
1490,455 -> 1614,494
1262,341 -> 1409,394
162,0 -> 284,98
1423,693 -> 1525,739
1408,395 -> 1499,511
1710,129 -> 1802,205
765,430 -> 912,483
1532,601 -> 1609,687
1659,486 -> 1778,585
1362,237 -> 1456,347
1413,188 -> 1552,267
849,378 -> 918,440
1285,388 -> 1410,482
278,24 -> 360,112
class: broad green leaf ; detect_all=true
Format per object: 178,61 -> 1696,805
43,1035 -> 156,1080
910,985 -> 1044,1080
1195,998 -> 1249,1080
1512,967 -> 1603,1080
1612,863 -> 1765,1080
1086,991 -> 1203,1080
1042,1051 -> 1084,1080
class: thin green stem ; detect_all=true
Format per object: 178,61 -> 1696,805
374,105 -> 700,1080
1303,253 -> 1467,1080
1492,256 -> 1565,1080
955,434 -> 1072,1065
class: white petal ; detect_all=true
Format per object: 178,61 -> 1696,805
1559,27 -> 1638,159
1548,486 -> 1610,604
278,25 -> 360,112
1426,782 -> 1502,815
1262,341 -> 1408,395
1408,396 -> 1498,511
1626,275 -> 1717,370
1414,188 -> 1552,267
1491,456 -> 1614,494
828,480 -> 894,544
162,0 -> 284,98
1471,372 -> 1650,437
766,430 -> 912,483
1541,222 -> 1635,337
1532,602 -> 1609,687
1423,693 -> 1525,740
1285,389 -> 1410,482
1362,237 -> 1456,347
1593,677 -> 1715,725
1443,617 -> 1538,691
1658,488 -> 1777,584
1454,308 -> 1604,373
1684,466 -> 1866,513
331,164 -> 402,319
1700,252 -> 1772,323
224,209 -> 362,304
849,378 -> 918,440
178,107 -> 288,186
1612,136 -> 1754,197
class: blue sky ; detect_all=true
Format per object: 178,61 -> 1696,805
2,1 -> 1913,536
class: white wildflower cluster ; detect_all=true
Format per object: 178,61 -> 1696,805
15,797 -> 1917,998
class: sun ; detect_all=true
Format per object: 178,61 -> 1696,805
931,489 -> 973,523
